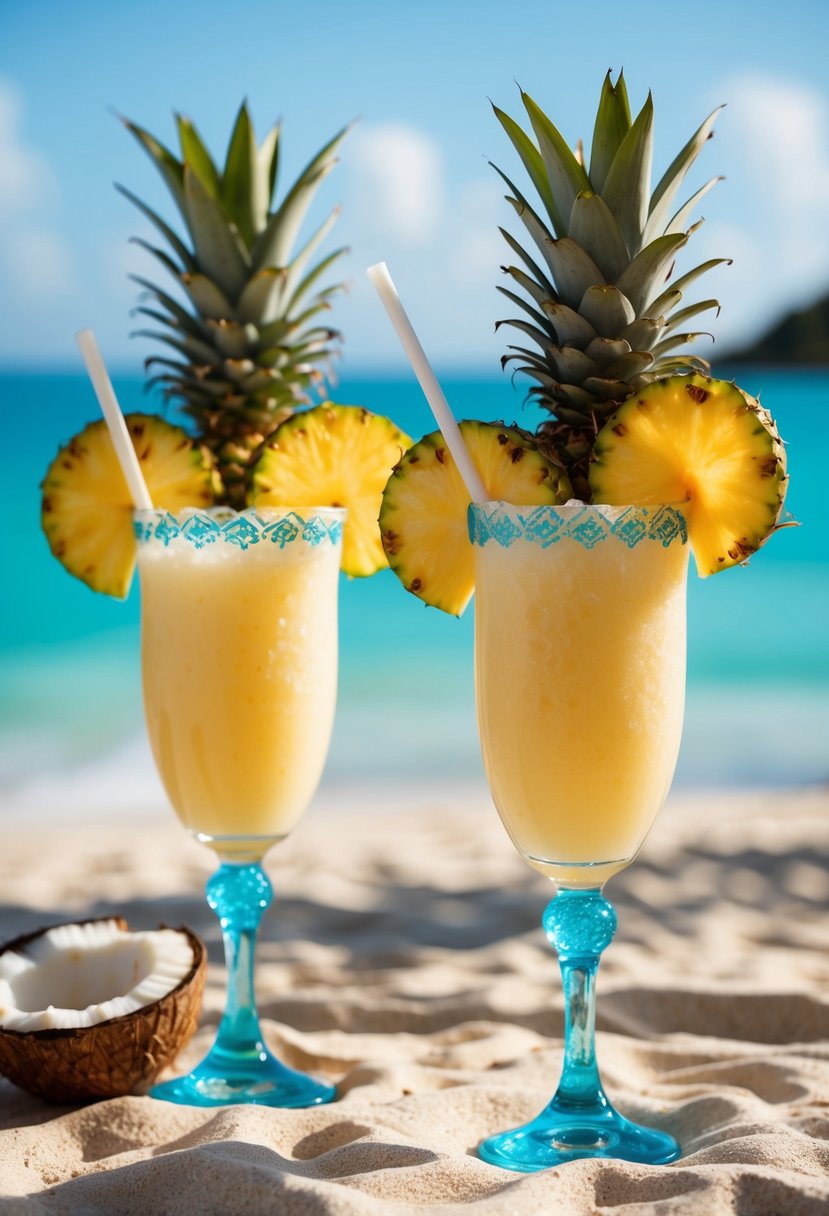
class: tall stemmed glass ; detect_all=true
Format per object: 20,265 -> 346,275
470,500 -> 688,1170
134,505 -> 344,1108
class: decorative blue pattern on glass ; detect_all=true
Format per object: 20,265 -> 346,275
468,502 -> 687,551
478,888 -> 680,1171
150,862 -> 336,1109
134,507 -> 344,550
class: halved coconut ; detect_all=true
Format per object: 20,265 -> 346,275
0,917 -> 205,1103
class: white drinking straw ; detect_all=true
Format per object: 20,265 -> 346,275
75,329 -> 154,511
367,262 -> 489,503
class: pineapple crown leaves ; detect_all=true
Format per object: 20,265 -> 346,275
116,102 -> 351,425
490,71 -> 730,431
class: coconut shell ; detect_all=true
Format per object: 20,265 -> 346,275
0,917 -> 206,1104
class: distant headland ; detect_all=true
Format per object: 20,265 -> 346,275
722,291 -> 829,365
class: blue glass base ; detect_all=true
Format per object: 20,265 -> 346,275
150,860 -> 337,1109
150,1044 -> 336,1109
479,889 -> 680,1170
478,1094 -> 680,1171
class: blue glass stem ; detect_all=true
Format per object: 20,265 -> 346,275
478,887 -> 679,1170
207,863 -> 273,1071
149,861 -> 335,1107
544,888 -> 616,1116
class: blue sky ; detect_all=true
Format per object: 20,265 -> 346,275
1,0 -> 827,374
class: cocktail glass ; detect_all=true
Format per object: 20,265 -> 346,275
134,505 -> 344,1108
470,500 -> 688,1170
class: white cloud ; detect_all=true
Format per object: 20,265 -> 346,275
0,77 -> 74,317
728,75 -> 829,215
350,123 -> 443,243
0,81 -> 55,217
697,73 -> 829,347
4,225 -> 73,300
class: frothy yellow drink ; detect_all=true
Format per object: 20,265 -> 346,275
473,503 -> 688,886
136,509 -> 342,858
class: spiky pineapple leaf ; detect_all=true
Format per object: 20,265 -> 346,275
645,107 -> 723,243
144,354 -> 193,377
644,354 -> 711,374
568,191 -> 629,282
180,271 -> 234,319
499,228 -> 557,296
491,104 -> 563,233
513,364 -> 558,391
547,345 -> 599,382
581,375 -> 629,402
207,318 -> 260,358
252,124 -> 349,271
589,70 -> 632,193
663,177 -> 723,238
183,166 -> 250,299
284,247 -> 348,316
496,285 -> 555,332
578,285 -> 635,336
258,122 -> 280,216
603,349 -> 654,379
132,305 -> 210,344
621,315 -> 666,350
280,207 -> 342,307
648,258 -> 731,316
496,317 -> 557,351
614,231 -> 688,314
130,275 -> 212,338
651,331 -> 712,357
502,264 -> 554,309
236,267 -> 286,326
661,299 -> 720,335
521,90 -> 591,231
115,184 -> 196,271
584,336 -> 632,365
128,237 -> 185,280
120,117 -> 187,222
544,236 -> 606,310
504,192 -> 558,281
131,328 -> 220,366
176,114 -> 222,198
541,301 -> 598,346
222,101 -> 258,248
601,92 -> 654,257
502,345 -> 555,375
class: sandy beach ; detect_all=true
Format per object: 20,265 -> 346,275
1,784 -> 828,1214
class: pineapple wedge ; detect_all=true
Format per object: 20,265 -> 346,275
41,414 -> 215,598
249,403 -> 411,577
589,374 -> 788,576
380,420 -> 572,615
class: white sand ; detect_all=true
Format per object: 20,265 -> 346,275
1,785 -> 828,1214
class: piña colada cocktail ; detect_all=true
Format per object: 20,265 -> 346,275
379,69 -> 788,1165
473,502 -> 688,887
373,66 -> 791,1171
133,505 -> 344,1107
41,99 -> 411,1108
469,500 -> 690,1165
43,399 -> 408,1110
137,507 -> 341,857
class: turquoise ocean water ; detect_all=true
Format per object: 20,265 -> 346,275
1,368 -> 827,816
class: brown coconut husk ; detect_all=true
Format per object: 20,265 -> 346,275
0,917 -> 206,1104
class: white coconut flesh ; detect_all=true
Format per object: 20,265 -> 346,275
0,919 -> 196,1032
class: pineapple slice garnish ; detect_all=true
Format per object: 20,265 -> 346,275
379,420 -> 572,615
588,374 -> 788,576
249,403 -> 411,577
41,415 -> 215,598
